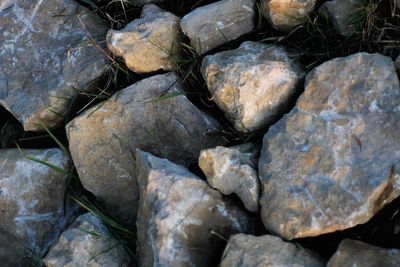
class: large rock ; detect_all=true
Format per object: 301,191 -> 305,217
180,0 -> 255,55
0,148 -> 74,266
66,72 -> 225,224
220,234 -> 325,267
327,239 -> 400,267
44,213 -> 131,267
201,41 -> 303,132
199,143 -> 260,212
0,0 -> 108,131
261,0 -> 317,31
135,150 -> 251,267
107,4 -> 183,73
259,52 -> 400,240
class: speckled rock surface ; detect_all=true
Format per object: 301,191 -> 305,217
259,52 -> 400,240
201,41 -> 303,132
135,150 -> 251,267
44,213 -> 131,267
0,0 -> 108,131
220,234 -> 325,267
180,0 -> 255,54
107,4 -> 183,73
66,72 -> 225,224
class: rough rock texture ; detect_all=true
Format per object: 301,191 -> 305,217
107,4 -> 183,73
262,0 -> 317,31
136,150 -> 251,267
0,149 -> 74,266
44,213 -> 130,267
66,72 -> 225,224
0,0 -> 108,131
327,239 -> 400,267
180,0 -> 255,54
220,234 -> 325,267
199,143 -> 260,212
201,41 -> 303,132
259,52 -> 400,240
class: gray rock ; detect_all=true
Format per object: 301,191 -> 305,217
395,55 -> 400,77
0,0 -> 108,131
107,4 -> 183,73
327,239 -> 400,267
44,213 -> 131,267
66,72 -> 226,225
220,234 -> 325,267
135,150 -> 251,267
259,52 -> 400,240
180,0 -> 255,55
0,148 -> 74,266
201,41 -> 303,132
199,143 -> 260,212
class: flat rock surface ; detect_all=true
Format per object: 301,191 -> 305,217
259,52 -> 400,239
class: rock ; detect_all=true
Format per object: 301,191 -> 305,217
0,0 -> 108,131
199,143 -> 260,212
135,150 -> 251,267
259,52 -> 400,240
327,239 -> 400,267
220,234 -> 325,267
0,148 -> 74,266
66,72 -> 225,224
107,4 -> 183,73
43,213 -> 131,267
395,55 -> 400,77
261,0 -> 317,31
201,41 -> 303,132
180,0 -> 255,55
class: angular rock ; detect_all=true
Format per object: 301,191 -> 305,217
327,239 -> 400,267
0,148 -> 74,266
262,0 -> 317,31
0,0 -> 108,131
44,213 -> 131,267
259,52 -> 400,240
135,150 -> 251,267
220,234 -> 325,267
199,143 -> 260,212
201,41 -> 303,132
66,72 -> 225,224
107,4 -> 183,73
180,0 -> 255,54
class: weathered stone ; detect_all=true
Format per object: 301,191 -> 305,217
0,148 -> 74,266
327,239 -> 400,267
220,234 -> 325,267
199,143 -> 260,212
180,0 -> 255,54
262,0 -> 317,31
259,52 -> 400,240
201,41 -> 303,132
44,213 -> 131,267
107,4 -> 183,73
66,72 -> 225,224
135,150 -> 251,267
0,0 -> 108,131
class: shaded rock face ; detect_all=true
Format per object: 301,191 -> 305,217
0,149 -> 73,266
327,239 -> 400,267
259,52 -> 400,240
0,0 -> 108,131
201,41 -> 303,132
395,55 -> 400,77
180,0 -> 255,55
44,213 -> 130,267
135,150 -> 251,267
107,4 -> 183,74
262,0 -> 316,31
199,143 -> 260,212
66,72 -> 225,224
220,234 -> 325,267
